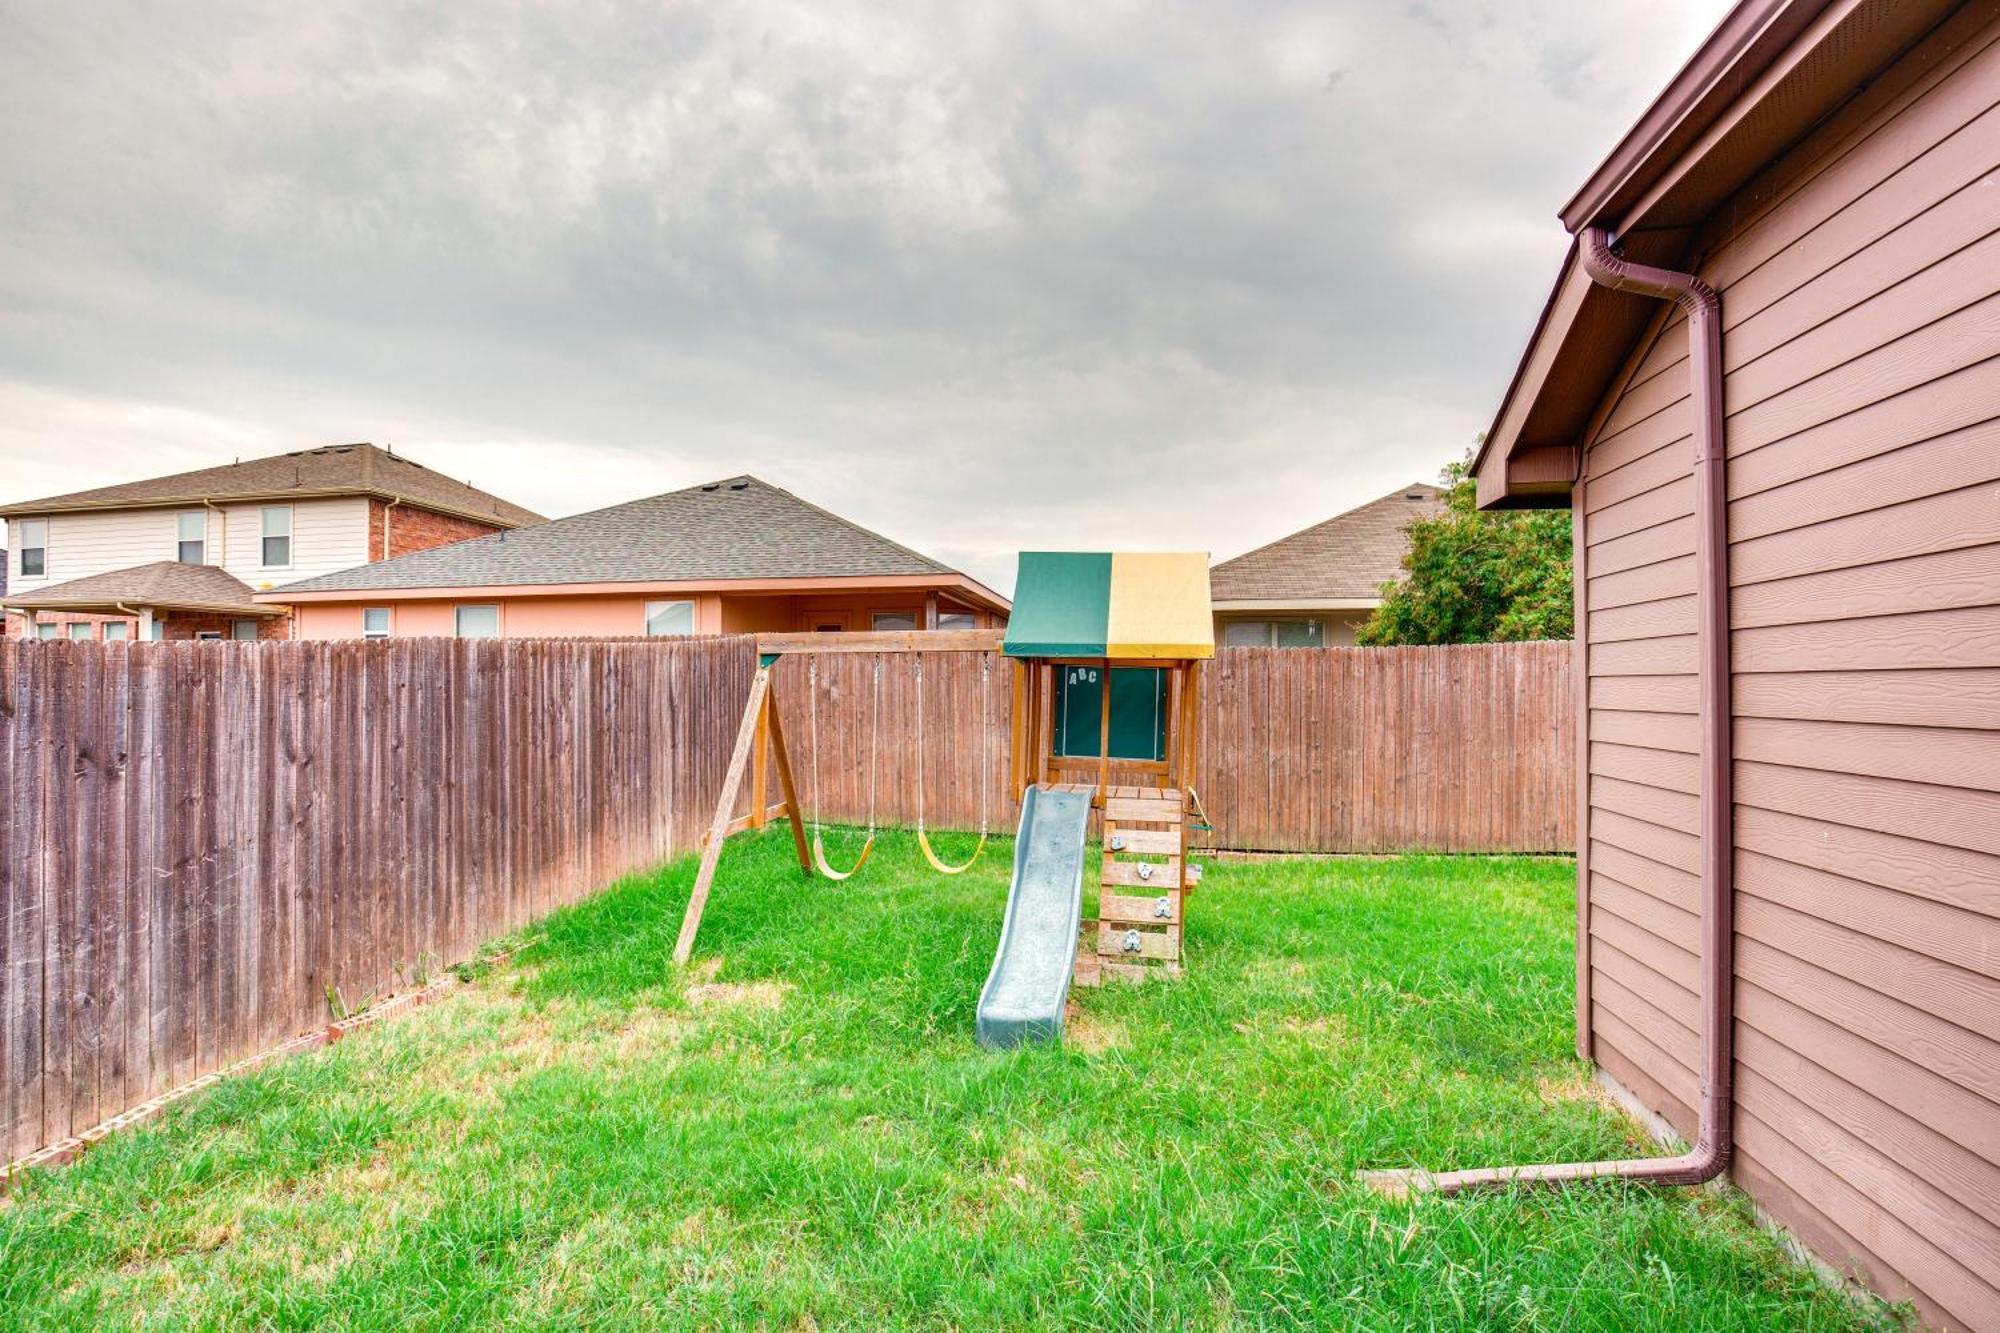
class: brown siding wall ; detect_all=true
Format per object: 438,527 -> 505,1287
1576,14 -> 2000,1329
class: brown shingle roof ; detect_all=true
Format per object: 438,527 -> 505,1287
1210,483 -> 1445,602
2,561 -> 280,616
0,442 -> 544,527
270,475 -> 1004,604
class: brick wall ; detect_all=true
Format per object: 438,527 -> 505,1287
368,501 -> 508,561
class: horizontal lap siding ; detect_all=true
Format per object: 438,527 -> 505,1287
1577,13 -> 2000,1328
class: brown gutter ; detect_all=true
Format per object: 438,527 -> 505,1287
1363,226 -> 1732,1195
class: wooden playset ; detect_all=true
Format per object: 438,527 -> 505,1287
672,552 -> 1213,1041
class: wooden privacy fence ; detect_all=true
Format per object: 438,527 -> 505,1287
776,640 -> 1574,853
0,635 -> 755,1163
2,635 -> 1568,1166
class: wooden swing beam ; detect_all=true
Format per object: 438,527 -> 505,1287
672,629 -> 1005,965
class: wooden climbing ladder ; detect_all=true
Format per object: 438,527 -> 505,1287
1062,783 -> 1204,986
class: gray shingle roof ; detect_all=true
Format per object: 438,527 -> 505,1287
1210,483 -> 1445,602
3,560 -> 279,616
0,442 -> 544,528
273,475 -> 961,594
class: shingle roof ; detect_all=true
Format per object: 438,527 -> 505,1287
2,561 -> 279,616
1210,483 -> 1445,602
0,442 -> 544,527
272,475 -> 969,594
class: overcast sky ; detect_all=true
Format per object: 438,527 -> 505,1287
0,0 -> 1733,592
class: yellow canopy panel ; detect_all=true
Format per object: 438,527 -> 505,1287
1003,551 -> 1214,660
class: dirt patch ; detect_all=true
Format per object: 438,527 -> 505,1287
1539,1070 -> 1619,1113
1063,1003 -> 1128,1054
686,980 -> 792,1011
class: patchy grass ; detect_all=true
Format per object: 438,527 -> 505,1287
0,829 -> 1896,1330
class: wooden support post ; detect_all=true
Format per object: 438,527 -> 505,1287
751,686 -> 770,831
1097,659 -> 1112,800
924,591 -> 939,630
674,666 -> 772,965
1010,658 -> 1026,801
765,674 -> 811,872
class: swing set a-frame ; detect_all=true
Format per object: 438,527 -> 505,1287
671,629 -> 1002,964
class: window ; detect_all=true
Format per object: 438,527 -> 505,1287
231,619 -> 259,641
937,611 -> 977,632
362,607 -> 392,640
260,506 -> 292,567
17,519 -> 47,578
35,622 -> 57,640
148,620 -> 166,641
871,612 -> 919,631
67,622 -> 93,642
455,605 -> 500,639
644,600 -> 694,637
194,631 -> 223,641
1221,619 -> 1323,648
103,622 -> 129,642
177,510 -> 206,564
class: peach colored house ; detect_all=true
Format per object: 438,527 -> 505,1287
268,475 -> 1008,639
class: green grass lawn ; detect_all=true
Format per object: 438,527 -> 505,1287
0,829 -> 1894,1330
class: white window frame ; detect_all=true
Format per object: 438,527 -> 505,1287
231,619 -> 259,641
103,622 -> 129,642
937,610 -> 977,632
362,607 -> 392,640
66,622 -> 93,642
454,604 -> 501,639
1221,618 -> 1325,649
35,622 -> 58,640
17,518 -> 48,578
260,505 -> 293,569
643,599 -> 695,637
176,510 -> 207,565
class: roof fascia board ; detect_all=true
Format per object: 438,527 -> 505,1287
1473,257 -> 1594,505
1212,598 -> 1383,612
1558,0 -> 1831,231
263,571 -> 1011,610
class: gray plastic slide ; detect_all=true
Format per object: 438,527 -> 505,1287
976,785 -> 1092,1050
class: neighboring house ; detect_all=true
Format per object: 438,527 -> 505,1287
1472,2 -> 1999,1328
266,475 -> 1009,638
0,443 -> 541,641
1209,483 -> 1443,646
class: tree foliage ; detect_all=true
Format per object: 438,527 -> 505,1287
1356,454 -> 1573,645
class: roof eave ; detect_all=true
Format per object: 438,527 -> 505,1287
259,570 -> 1013,611
1475,0 -> 1963,511
0,487 -> 541,528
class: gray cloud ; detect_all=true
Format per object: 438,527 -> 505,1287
0,0 -> 1733,590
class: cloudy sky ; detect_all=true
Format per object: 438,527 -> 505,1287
0,0 -> 1732,592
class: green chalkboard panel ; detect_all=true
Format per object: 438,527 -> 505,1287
1052,665 -> 1167,762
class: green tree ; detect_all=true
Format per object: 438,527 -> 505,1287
1356,453 -> 1572,645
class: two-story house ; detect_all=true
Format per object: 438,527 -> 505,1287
1,443 -> 543,641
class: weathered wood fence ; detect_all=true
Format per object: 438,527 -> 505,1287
0,636 -> 753,1163
778,641 -> 1575,853
2,635 -> 1569,1163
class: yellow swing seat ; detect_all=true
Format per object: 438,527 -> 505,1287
812,827 -> 877,881
918,827 -> 986,875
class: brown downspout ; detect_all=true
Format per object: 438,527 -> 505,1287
1363,227 -> 1733,1195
